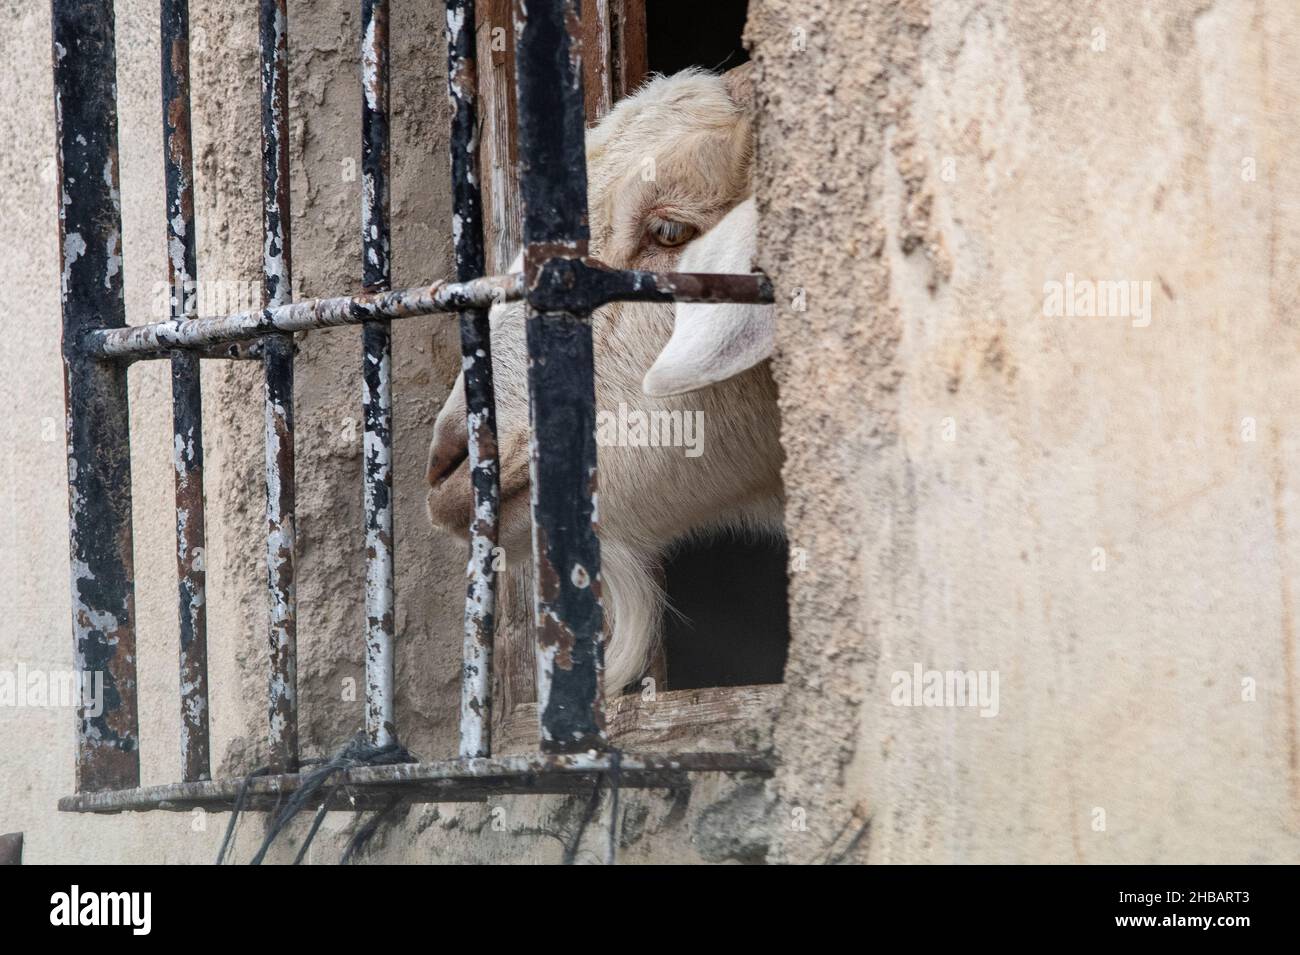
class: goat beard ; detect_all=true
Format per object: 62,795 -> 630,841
498,536 -> 666,699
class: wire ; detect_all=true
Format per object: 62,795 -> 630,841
215,732 -> 417,865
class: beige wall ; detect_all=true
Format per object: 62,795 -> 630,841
3,0 -> 1298,863
753,0 -> 1300,862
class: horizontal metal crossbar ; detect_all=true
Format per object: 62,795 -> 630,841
82,264 -> 773,361
527,258 -> 775,313
58,752 -> 773,813
82,274 -> 521,359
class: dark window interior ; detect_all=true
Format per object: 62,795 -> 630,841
662,536 -> 789,688
643,0 -> 789,691
646,0 -> 750,76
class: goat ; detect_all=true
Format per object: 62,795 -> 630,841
427,67 -> 780,694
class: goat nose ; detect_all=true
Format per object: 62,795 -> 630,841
427,417 -> 469,487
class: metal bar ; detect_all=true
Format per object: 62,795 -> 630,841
193,340 -> 273,361
85,275 -> 522,358
260,0 -> 298,771
514,0 -> 608,753
82,266 -> 766,359
162,0 -> 211,783
360,0 -> 395,747
58,751 -> 773,813
448,0 -> 502,759
52,0 -> 141,793
530,261 -> 774,312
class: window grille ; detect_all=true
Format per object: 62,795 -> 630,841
53,0 -> 773,814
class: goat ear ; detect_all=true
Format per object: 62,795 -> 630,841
642,198 -> 774,398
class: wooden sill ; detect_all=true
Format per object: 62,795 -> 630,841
494,684 -> 781,756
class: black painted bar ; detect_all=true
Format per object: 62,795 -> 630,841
514,0 -> 608,753
161,0 -> 211,783
52,0 -> 141,793
260,0 -> 299,771
447,0 -> 502,759
361,0 -> 395,747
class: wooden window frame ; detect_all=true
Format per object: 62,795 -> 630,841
475,0 -> 778,753
475,0 -> 648,273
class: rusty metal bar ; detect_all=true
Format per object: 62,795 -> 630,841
514,0 -> 608,753
194,339 -> 272,361
361,0 -> 396,747
162,0 -> 211,783
84,274 -> 523,358
58,751 -> 773,813
81,265 -> 770,361
448,0 -> 502,759
260,0 -> 298,771
52,0 -> 141,794
530,260 -> 774,312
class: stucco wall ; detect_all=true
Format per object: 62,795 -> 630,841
752,0 -> 1300,862
4,0 -> 1298,864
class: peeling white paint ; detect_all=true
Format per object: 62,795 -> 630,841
362,14 -> 381,112
103,231 -> 121,289
446,5 -> 465,40
61,231 -> 87,296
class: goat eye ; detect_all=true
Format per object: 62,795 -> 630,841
646,217 -> 697,248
